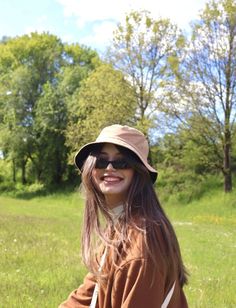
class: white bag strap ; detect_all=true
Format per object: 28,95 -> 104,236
90,248 -> 107,308
161,281 -> 176,308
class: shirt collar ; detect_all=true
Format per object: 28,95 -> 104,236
108,204 -> 124,222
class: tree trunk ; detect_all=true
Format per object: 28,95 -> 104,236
224,170 -> 232,192
146,135 -> 153,166
55,150 -> 63,185
223,27 -> 234,193
37,168 -> 42,182
21,160 -> 27,185
12,159 -> 16,182
223,129 -> 232,192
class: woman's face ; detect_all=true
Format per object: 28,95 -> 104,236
92,143 -> 134,208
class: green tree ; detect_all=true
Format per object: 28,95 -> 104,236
107,10 -> 184,136
0,65 -> 40,184
60,43 -> 100,96
0,33 -> 64,184
0,33 -> 99,186
34,82 -> 68,185
168,0 -> 236,192
66,63 -> 136,159
155,119 -> 222,202
57,44 -> 100,181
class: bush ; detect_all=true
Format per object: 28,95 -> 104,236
0,180 -> 17,192
156,168 -> 223,204
0,182 -> 46,198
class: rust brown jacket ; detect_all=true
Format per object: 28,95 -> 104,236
59,224 -> 188,308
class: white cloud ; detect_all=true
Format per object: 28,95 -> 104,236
57,0 -> 123,26
79,20 -> 116,50
56,0 -> 208,49
57,0 -> 207,26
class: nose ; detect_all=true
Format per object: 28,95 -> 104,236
106,162 -> 115,170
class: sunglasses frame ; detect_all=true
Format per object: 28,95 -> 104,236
95,157 -> 131,170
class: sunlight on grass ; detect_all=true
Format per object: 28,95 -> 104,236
164,190 -> 236,308
0,190 -> 235,307
0,192 -> 87,307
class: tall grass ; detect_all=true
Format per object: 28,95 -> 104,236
0,189 -> 235,307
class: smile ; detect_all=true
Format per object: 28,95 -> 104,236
101,176 -> 123,183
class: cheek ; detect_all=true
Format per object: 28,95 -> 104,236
126,169 -> 134,184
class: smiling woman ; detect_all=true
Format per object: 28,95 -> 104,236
59,124 -> 188,308
91,144 -> 134,208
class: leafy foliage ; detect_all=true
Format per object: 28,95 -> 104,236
0,2 -> 236,194
66,63 -> 136,160
166,0 -> 236,191
0,33 -> 98,186
107,10 -> 184,135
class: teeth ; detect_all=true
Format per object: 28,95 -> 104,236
103,176 -> 121,182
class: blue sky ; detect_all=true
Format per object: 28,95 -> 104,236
0,0 -> 209,54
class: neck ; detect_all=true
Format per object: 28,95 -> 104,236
105,196 -> 125,209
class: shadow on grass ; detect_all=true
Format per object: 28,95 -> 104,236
0,181 -> 80,200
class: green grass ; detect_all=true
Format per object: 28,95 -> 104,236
0,189 -> 236,307
164,190 -> 236,307
0,191 -> 87,307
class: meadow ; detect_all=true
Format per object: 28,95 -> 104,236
0,189 -> 235,307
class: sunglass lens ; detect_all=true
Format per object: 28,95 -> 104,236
95,158 -> 130,169
95,158 -> 108,169
113,159 -> 129,169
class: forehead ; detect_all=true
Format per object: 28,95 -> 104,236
100,143 -> 121,155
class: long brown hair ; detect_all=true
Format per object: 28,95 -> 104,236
80,144 -> 188,287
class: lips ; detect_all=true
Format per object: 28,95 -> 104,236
101,175 -> 123,183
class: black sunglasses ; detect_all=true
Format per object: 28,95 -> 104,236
95,157 -> 131,169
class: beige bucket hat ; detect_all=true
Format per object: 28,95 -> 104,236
74,124 -> 158,183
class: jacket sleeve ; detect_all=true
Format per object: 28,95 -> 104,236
111,258 -> 166,308
59,272 -> 96,308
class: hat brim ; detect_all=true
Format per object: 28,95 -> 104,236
74,139 -> 158,183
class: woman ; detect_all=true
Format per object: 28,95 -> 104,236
59,124 -> 188,308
